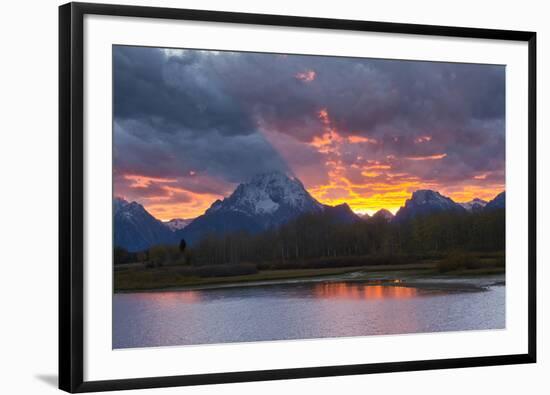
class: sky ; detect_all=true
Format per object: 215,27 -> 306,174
113,45 -> 505,220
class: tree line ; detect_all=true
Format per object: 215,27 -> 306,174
189,209 -> 505,266
114,209 -> 504,267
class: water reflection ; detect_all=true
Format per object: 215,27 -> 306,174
133,290 -> 201,304
313,282 -> 418,300
113,281 -> 505,349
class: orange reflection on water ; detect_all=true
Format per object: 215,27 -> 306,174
313,282 -> 418,300
135,290 -> 201,305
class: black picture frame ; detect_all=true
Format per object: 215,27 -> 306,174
59,2 -> 537,393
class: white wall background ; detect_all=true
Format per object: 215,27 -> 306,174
0,0 -> 546,394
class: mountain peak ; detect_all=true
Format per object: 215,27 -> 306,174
114,196 -> 129,212
179,173 -> 326,244
410,189 -> 447,203
113,197 -> 176,252
323,203 -> 359,223
408,189 -> 460,207
164,218 -> 194,231
217,171 -> 322,216
372,208 -> 394,221
114,196 -> 128,204
484,191 -> 505,211
460,197 -> 488,212
395,189 -> 465,221
358,212 -> 371,220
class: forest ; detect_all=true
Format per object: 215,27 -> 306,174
114,208 -> 505,269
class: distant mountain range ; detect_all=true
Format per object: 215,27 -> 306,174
394,190 -> 504,222
358,209 -> 394,222
163,218 -> 194,231
113,172 -> 505,252
459,198 -> 488,212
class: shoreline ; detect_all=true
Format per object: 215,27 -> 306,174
114,269 -> 505,294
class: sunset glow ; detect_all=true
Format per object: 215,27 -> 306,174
112,46 -> 507,352
140,192 -> 223,221
114,47 -> 505,220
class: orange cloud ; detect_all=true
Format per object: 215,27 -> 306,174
118,173 -> 228,220
414,135 -> 432,143
300,109 -> 503,215
308,156 -> 435,215
305,108 -> 433,214
318,108 -> 330,125
309,108 -> 344,153
295,70 -> 316,82
347,135 -> 377,144
474,173 -> 489,180
264,107 -> 502,218
310,132 -> 343,153
144,190 -> 222,220
124,174 -> 177,188
405,153 -> 447,161
364,165 -> 391,170
361,171 -> 383,178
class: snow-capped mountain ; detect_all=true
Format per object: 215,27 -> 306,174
206,172 -> 323,218
113,196 -> 129,213
459,198 -> 488,212
164,218 -> 193,231
177,172 -> 356,245
371,208 -> 394,222
484,191 -> 505,211
394,190 -> 466,222
114,197 -> 177,252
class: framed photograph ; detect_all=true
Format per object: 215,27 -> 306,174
59,2 -> 537,393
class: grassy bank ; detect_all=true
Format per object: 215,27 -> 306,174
115,267 -> 363,292
114,253 -> 504,292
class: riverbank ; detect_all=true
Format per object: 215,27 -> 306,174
114,259 -> 504,293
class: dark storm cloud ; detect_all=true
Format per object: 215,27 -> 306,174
114,46 -> 294,186
113,118 -> 288,184
114,46 -> 255,135
114,45 -> 505,201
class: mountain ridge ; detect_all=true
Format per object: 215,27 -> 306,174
115,176 -> 506,250
114,197 -> 177,252
394,189 -> 466,222
484,191 -> 505,211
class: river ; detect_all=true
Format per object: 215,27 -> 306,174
113,280 -> 504,349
